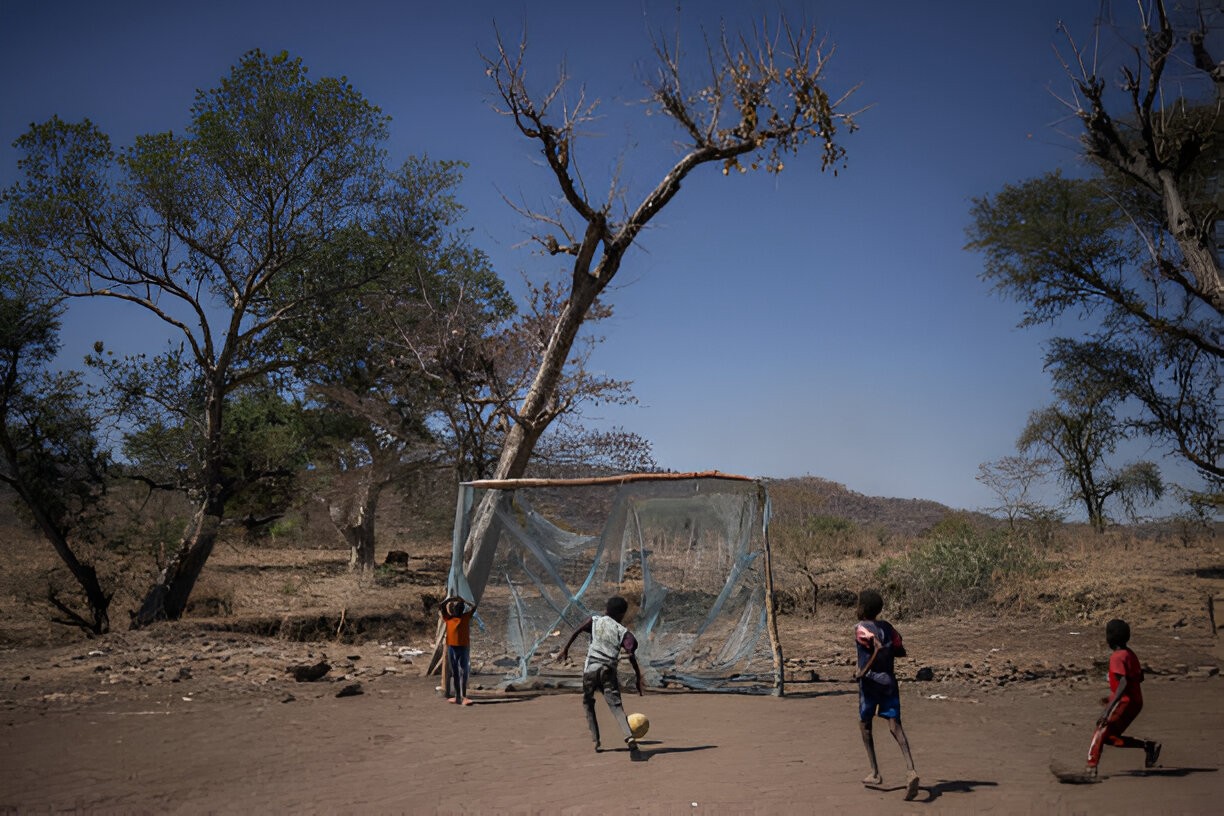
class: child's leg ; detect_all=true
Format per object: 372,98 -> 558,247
886,717 -> 916,772
1088,700 -> 1144,769
858,685 -> 882,783
582,670 -> 602,748
599,668 -> 636,744
859,719 -> 881,783
455,646 -> 471,703
878,687 -> 918,799
886,716 -> 920,800
445,646 -> 459,702
1086,721 -> 1108,768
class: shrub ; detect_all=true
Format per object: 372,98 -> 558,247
876,528 -> 1044,617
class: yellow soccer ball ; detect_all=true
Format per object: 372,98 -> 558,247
628,712 -> 649,739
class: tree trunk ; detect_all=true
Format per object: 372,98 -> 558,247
131,504 -> 223,626
342,481 -> 383,574
0,429 -> 112,634
132,382 -> 227,627
26,496 -> 111,635
1158,167 -> 1224,315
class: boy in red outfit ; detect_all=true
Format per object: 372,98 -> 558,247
1085,618 -> 1161,778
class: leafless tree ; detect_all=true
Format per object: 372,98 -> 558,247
450,12 -> 861,650
976,455 -> 1062,531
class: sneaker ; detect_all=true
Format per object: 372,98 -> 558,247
1144,741 -> 1162,768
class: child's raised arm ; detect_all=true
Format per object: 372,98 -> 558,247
558,617 -> 593,663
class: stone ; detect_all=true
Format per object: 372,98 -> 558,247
288,661 -> 331,682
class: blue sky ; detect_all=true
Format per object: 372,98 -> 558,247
0,1 -> 1199,513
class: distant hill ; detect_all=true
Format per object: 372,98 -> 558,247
763,475 -> 990,538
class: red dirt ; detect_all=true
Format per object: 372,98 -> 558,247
2,619 -> 1221,814
1,519 -> 1221,813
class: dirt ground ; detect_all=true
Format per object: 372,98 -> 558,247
1,526 -> 1222,813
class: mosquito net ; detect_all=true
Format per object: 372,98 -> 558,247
447,473 -> 781,694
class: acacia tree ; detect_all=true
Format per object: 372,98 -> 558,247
3,51 -> 394,624
969,2 -> 1223,500
968,173 -> 1222,485
0,278 -> 112,634
455,15 -> 859,611
1017,394 -> 1163,533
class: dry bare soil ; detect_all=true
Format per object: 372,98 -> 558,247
1,523 -> 1221,814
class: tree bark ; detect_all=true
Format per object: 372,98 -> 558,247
22,492 -> 111,634
132,382 -> 227,627
131,504 -> 223,626
338,481 -> 384,574
0,432 -> 111,635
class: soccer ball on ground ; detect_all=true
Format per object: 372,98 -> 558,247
628,712 -> 649,739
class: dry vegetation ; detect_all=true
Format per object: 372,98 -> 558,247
1,476 -> 1220,700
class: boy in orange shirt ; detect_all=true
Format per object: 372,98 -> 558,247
440,595 -> 477,705
1085,618 -> 1161,778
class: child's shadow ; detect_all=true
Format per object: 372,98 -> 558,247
622,741 -> 717,762
1112,767 -> 1218,779
866,779 -> 998,803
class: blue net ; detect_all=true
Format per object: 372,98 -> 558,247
448,475 -> 780,693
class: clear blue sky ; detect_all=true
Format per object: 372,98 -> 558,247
0,0 -> 1198,513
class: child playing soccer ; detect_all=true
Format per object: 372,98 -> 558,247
559,596 -> 645,759
1085,618 -> 1161,778
439,595 -> 477,705
854,589 -> 919,801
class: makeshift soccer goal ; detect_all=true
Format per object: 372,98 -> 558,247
444,472 -> 784,695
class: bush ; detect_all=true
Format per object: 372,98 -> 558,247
875,528 -> 1044,617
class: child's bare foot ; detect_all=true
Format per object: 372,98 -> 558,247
461,698 -> 474,706
446,697 -> 457,704
1144,741 -> 1161,768
1084,766 -> 1098,780
861,772 -> 882,786
904,770 -> 920,801
594,741 -> 601,753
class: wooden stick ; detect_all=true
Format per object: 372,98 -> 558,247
759,483 -> 786,698
464,470 -> 756,489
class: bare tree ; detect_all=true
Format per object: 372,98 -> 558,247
423,15 -> 859,673
445,13 -> 859,667
976,455 -> 1060,529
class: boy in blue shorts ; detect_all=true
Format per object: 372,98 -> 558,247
854,589 -> 919,800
